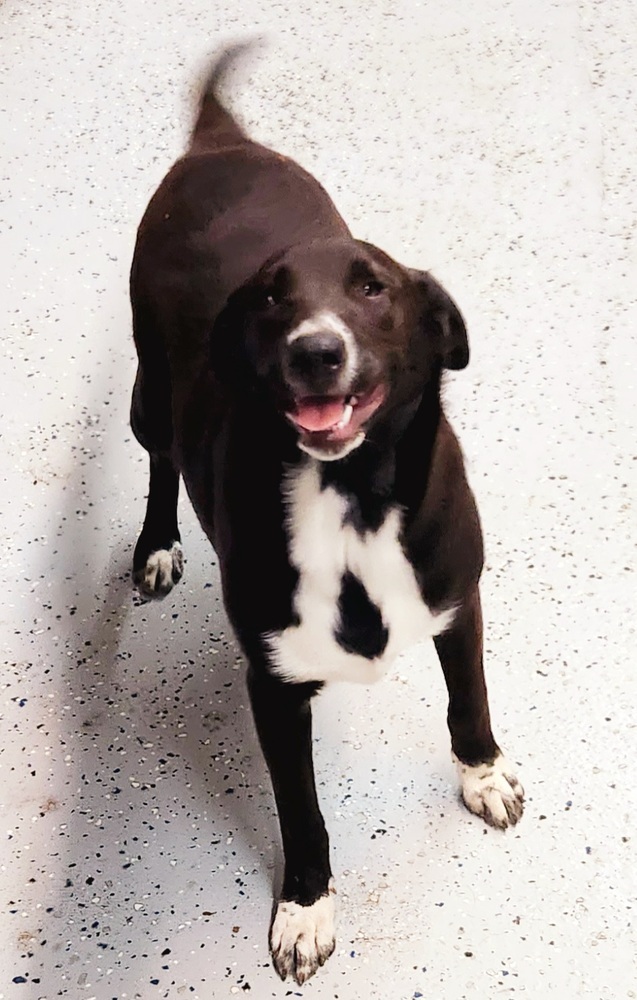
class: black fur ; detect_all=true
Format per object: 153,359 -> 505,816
335,571 -> 389,659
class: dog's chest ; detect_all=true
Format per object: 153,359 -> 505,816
265,462 -> 454,684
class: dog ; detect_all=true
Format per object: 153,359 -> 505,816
129,43 -> 524,985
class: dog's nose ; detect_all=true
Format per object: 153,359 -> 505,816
287,332 -> 347,379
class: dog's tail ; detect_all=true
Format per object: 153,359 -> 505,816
189,40 -> 260,153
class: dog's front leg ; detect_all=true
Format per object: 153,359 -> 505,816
434,587 -> 525,829
247,666 -> 335,984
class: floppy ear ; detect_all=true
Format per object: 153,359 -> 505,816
209,283 -> 255,384
209,260 -> 290,383
409,269 -> 469,370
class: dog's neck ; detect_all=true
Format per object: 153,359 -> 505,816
237,378 -> 444,529
318,381 -> 443,531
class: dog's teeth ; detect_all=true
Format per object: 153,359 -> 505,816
337,403 -> 353,429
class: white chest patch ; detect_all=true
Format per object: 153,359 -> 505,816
264,462 -> 455,685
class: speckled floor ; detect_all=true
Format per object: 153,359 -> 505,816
2,1 -> 636,997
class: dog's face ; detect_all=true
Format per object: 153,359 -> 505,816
212,239 -> 468,460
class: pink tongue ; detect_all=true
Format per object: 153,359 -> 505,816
292,396 -> 346,432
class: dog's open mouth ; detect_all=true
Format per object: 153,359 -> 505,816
286,384 -> 386,458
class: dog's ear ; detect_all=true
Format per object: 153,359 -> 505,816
209,283 -> 255,384
210,261 -> 290,383
409,269 -> 469,371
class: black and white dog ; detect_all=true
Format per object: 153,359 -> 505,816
129,45 -> 524,985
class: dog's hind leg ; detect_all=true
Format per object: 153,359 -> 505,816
130,294 -> 183,600
131,448 -> 183,600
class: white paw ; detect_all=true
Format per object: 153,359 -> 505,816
270,888 -> 336,984
134,542 -> 183,600
454,752 -> 525,829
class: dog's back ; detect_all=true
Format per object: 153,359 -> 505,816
132,45 -> 348,325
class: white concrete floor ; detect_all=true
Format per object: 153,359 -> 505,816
2,0 -> 636,997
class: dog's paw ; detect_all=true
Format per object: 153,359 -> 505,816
133,542 -> 184,600
454,752 -> 524,830
270,890 -> 336,985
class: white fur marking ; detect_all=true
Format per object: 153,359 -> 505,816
139,542 -> 183,597
299,429 -> 365,462
454,752 -> 525,829
270,890 -> 336,984
286,310 -> 359,388
265,462 -> 455,684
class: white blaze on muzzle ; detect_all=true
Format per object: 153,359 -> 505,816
286,309 -> 359,390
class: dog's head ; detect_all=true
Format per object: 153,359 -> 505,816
211,238 -> 468,460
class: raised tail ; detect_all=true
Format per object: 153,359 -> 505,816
189,40 -> 260,153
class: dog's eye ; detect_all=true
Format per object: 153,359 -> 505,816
264,291 -> 279,308
362,280 -> 385,298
